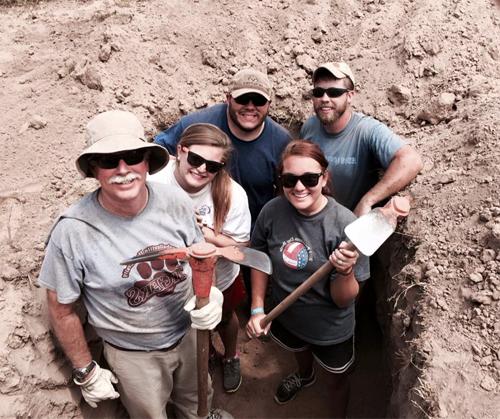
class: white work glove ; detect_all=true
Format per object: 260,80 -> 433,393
184,286 -> 223,330
74,363 -> 120,408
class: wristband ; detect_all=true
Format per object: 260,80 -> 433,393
250,307 -> 264,315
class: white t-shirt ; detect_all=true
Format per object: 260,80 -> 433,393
149,162 -> 251,291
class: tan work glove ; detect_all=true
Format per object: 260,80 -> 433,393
74,363 -> 120,408
184,286 -> 223,330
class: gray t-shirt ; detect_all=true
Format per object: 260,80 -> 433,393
251,196 -> 370,345
38,182 -> 203,350
300,112 -> 405,210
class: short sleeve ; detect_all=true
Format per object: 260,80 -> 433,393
364,120 -> 406,168
250,207 -> 270,254
221,181 -> 251,242
154,120 -> 186,155
37,228 -> 84,304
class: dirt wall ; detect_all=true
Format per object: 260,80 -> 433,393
0,0 -> 499,417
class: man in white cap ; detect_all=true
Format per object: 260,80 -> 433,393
301,61 -> 423,216
155,68 -> 291,229
38,110 -> 228,419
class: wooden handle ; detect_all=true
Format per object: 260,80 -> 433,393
195,295 -> 209,417
196,328 -> 209,417
260,261 -> 334,329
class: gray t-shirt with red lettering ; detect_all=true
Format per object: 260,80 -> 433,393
38,182 -> 203,350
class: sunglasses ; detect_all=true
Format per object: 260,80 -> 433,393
312,87 -> 351,98
233,93 -> 269,107
279,172 -> 325,188
89,149 -> 147,169
186,150 -> 225,174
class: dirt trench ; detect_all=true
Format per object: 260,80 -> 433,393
1,0 -> 499,417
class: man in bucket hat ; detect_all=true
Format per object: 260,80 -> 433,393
301,61 -> 423,216
38,110 -> 230,419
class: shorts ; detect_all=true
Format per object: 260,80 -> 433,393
222,272 -> 246,315
270,320 -> 355,374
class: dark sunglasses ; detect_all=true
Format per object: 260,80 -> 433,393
89,149 -> 147,169
312,87 -> 351,98
279,172 -> 325,188
187,150 -> 225,174
233,93 -> 269,107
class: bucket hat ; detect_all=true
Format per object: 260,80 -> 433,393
76,110 -> 169,177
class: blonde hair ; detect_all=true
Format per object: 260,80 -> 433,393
178,123 -> 233,234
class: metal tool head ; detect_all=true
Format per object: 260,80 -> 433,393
218,246 -> 273,275
120,247 -> 189,265
121,243 -> 272,275
345,196 -> 411,256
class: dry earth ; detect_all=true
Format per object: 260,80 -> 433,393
0,0 -> 499,418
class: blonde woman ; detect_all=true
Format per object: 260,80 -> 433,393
150,123 -> 250,393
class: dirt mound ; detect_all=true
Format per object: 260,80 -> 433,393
0,0 -> 499,417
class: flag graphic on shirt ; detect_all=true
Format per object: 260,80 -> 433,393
282,239 -> 310,270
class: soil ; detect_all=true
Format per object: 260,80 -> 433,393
0,0 -> 499,418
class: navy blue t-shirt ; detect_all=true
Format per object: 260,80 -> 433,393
154,104 -> 291,226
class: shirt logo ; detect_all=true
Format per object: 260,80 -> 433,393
281,238 -> 311,270
122,244 -> 187,307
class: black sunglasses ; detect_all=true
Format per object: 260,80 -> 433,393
279,172 -> 325,188
89,149 -> 147,169
187,150 -> 225,174
233,93 -> 269,107
312,87 -> 351,98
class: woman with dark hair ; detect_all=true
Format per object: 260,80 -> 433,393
246,139 -> 369,416
150,123 -> 250,393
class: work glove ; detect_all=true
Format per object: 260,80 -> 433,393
184,286 -> 223,330
74,363 -> 120,408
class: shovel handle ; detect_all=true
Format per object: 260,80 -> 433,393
260,261 -> 334,329
259,241 -> 357,329
196,296 -> 209,418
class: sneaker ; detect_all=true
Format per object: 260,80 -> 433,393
222,356 -> 242,393
274,370 -> 316,405
208,408 -> 234,419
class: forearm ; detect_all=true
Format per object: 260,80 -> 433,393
47,290 -> 92,368
360,146 -> 423,207
250,269 -> 268,309
201,226 -> 248,248
330,271 -> 359,308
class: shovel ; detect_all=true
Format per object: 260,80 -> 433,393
260,196 -> 410,329
121,242 -> 272,417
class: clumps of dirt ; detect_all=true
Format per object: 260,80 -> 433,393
0,0 -> 499,417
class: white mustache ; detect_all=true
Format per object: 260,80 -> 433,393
108,173 -> 141,184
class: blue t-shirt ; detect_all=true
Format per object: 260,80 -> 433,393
154,104 -> 291,225
300,112 -> 405,211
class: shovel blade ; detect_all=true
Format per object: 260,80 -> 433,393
218,246 -> 273,275
345,211 -> 395,256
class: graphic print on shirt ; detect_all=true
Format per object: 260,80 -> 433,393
197,204 -> 212,227
122,243 -> 187,307
280,238 -> 312,270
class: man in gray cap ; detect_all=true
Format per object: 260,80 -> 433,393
38,110 -> 228,419
155,68 -> 291,228
301,61 -> 423,216
155,69 -> 291,389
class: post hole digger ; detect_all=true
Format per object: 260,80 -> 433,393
121,242 -> 272,417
